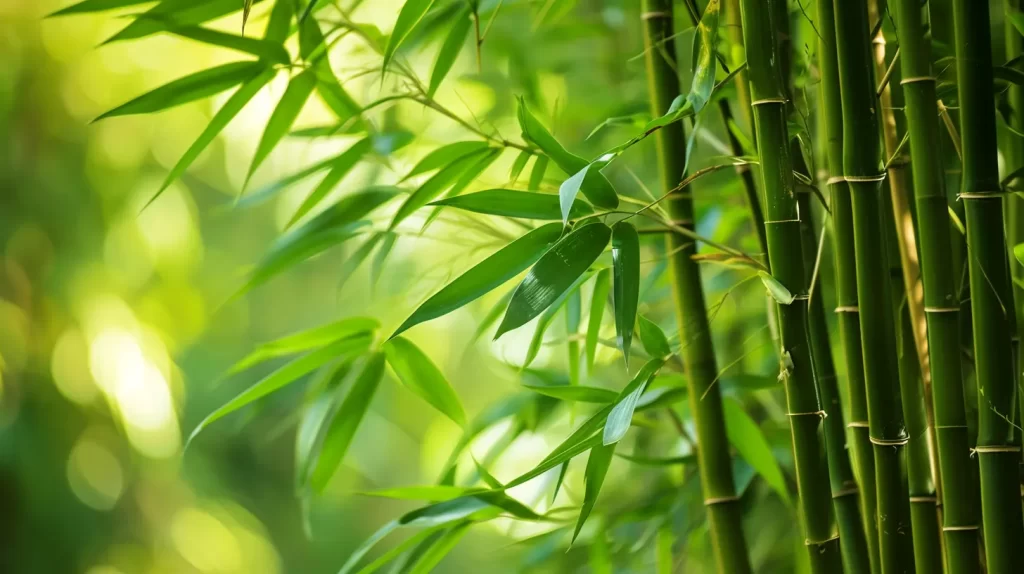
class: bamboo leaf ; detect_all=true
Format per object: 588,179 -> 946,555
391,148 -> 492,227
1014,243 -> 1024,268
757,271 -> 796,305
294,362 -> 351,487
298,14 -> 363,122
559,164 -> 591,224
603,357 -> 665,445
516,98 -> 619,209
522,384 -> 618,403
287,138 -> 373,227
94,61 -> 263,121
430,189 -> 593,220
338,520 -> 401,574
393,223 -> 563,338
722,396 -> 791,506
399,491 -> 539,527
573,443 -> 616,543
384,337 -> 466,426
1010,10 -> 1024,38
308,353 -> 386,492
338,234 -> 385,291
48,0 -> 152,17
406,522 -> 473,574
509,150 -> 532,184
245,69 -> 318,187
370,232 -> 397,289
637,315 -> 671,358
495,223 -> 612,338
994,65 -> 1024,87
505,422 -> 607,488
350,528 -> 443,574
152,66 -> 275,204
262,0 -> 291,43
188,334 -> 373,444
688,0 -> 720,113
402,141 -> 491,181
172,26 -> 290,64
360,485 -> 477,501
428,7 -> 472,96
586,269 -> 611,371
612,221 -> 640,364
522,274 -> 590,369
104,0 -> 261,44
226,316 -> 379,376
529,155 -> 549,190
383,0 -> 437,74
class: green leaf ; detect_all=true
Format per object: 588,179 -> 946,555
496,223 -> 612,338
505,422 -> 607,489
338,520 -> 401,574
360,485 -> 477,501
287,138 -> 373,227
637,315 -> 671,358
188,334 -> 373,443
758,271 -> 796,305
402,141 -> 491,181
603,357 -> 665,445
151,66 -> 275,205
399,491 -> 539,527
295,362 -> 350,487
406,522 -> 472,574
350,528 -> 442,574
428,7 -> 472,95
522,275 -> 588,369
522,384 -> 618,403
225,316 -> 379,375
308,353 -> 386,492
241,188 -> 399,292
393,223 -> 563,337
104,0 -> 259,44
299,15 -> 363,122
611,222 -> 640,365
370,232 -> 398,288
472,458 -> 504,489
529,155 -> 549,190
245,68 -> 318,187
509,150 -> 532,184
383,0 -> 437,74
48,0 -> 153,17
470,289 -> 514,343
94,61 -> 263,121
723,396 -> 792,506
1014,243 -> 1024,268
516,98 -> 619,209
559,164 -> 591,224
391,148 -> 492,228
688,0 -> 720,113
171,26 -> 290,64
384,337 -> 466,426
573,443 -> 616,543
235,153 -> 338,209
263,0 -> 292,43
586,270 -> 611,371
1010,10 -> 1024,38
430,189 -> 593,220
994,65 -> 1024,87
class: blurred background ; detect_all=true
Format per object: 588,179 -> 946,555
0,1 -> 811,572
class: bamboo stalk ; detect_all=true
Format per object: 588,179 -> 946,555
815,0 -> 881,571
951,1 -> 1024,571
892,2 -> 981,571
736,1 -> 840,570
831,1 -> 915,571
640,3 -> 752,572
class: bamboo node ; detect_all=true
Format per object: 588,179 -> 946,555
804,534 -> 840,547
826,176 -> 847,185
763,218 -> 801,224
749,97 -> 786,106
970,445 -> 1022,457
844,173 -> 887,183
834,305 -> 859,313
900,76 -> 937,85
703,495 -> 740,506
958,190 -> 1007,200
832,486 -> 859,498
869,436 -> 909,446
934,424 -> 968,429
909,496 -> 938,503
640,11 -> 670,20
787,410 -> 827,419
942,525 -> 980,532
846,421 -> 869,428
924,306 -> 958,313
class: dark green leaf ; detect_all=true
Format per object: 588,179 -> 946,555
522,384 -> 618,403
383,0 -> 437,74
522,275 -> 588,369
516,98 -> 618,209
509,150 -> 532,184
188,334 -> 373,443
688,0 -> 720,113
384,337 -> 466,426
226,316 -> 379,375
391,148 -> 492,228
496,223 -> 612,338
245,68 -> 318,187
263,0 -> 291,43
573,443 -> 616,543
428,7 -> 472,95
104,0 -> 260,44
431,189 -> 593,220
723,396 -> 792,505
586,270 -> 610,371
287,138 -> 373,226
637,315 -> 671,358
350,528 -> 442,574
402,141 -> 491,181
338,520 -> 400,574
172,26 -> 290,64
308,354 -> 386,492
611,221 -> 639,365
406,522 -> 472,574
603,357 -> 665,445
393,223 -> 563,337
399,491 -> 539,527
529,155 -> 549,190
94,61 -> 263,121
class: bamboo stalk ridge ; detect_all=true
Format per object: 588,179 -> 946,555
892,1 -> 981,571
832,0 -> 914,571
736,1 -> 840,570
815,1 -> 881,570
640,2 -> 752,572
952,1 -> 1024,571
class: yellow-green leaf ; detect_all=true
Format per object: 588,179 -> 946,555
384,337 -> 466,427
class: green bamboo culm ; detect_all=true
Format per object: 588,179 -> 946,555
831,0 -> 915,571
736,0 -> 840,570
815,1 -> 882,570
952,1 -> 1024,570
639,3 -> 753,572
893,1 -> 981,571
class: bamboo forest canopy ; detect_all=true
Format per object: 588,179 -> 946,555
4,0 -> 1024,572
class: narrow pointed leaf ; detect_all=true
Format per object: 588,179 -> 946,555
299,15 -> 363,122
431,189 -> 593,220
637,315 -> 671,358
226,316 -> 379,375
522,384 -> 618,403
496,223 -> 611,338
172,26 -> 290,64
470,289 -> 514,343
406,522 -> 473,574
95,62 -> 263,121
245,69 -> 318,186
104,0 -> 262,44
428,7 -> 472,95
49,0 -> 153,17
287,138 -> 373,226
393,223 -> 563,337
338,233 -> 383,291
688,0 -> 720,113
522,273 -> 590,369
391,148 -> 491,228
402,141 -> 491,181
369,232 -> 397,288
611,222 -> 639,364
509,150 -> 532,184
262,0 -> 292,43
573,443 -> 616,543
188,334 -> 373,443
338,520 -> 401,574
603,357 -> 665,445
152,66 -> 275,204
349,528 -> 442,574
383,0 -> 437,74
723,396 -> 791,506
384,337 -> 466,426
529,155 -> 549,190
308,353 -> 386,492
559,164 -> 591,223
295,362 -> 351,486
586,270 -> 611,371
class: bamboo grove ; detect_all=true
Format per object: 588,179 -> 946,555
56,0 -> 1024,571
